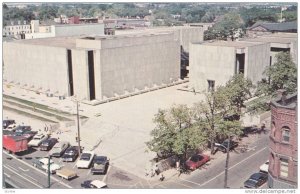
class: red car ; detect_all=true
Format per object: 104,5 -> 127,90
185,154 -> 210,170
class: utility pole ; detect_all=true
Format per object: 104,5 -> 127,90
76,100 -> 81,155
224,137 -> 230,188
48,155 -> 51,188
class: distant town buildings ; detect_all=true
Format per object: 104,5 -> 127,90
247,21 -> 297,38
269,91 -> 297,188
3,21 -> 31,38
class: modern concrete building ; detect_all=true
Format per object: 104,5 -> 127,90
25,23 -> 105,39
269,91 -> 297,188
241,33 -> 297,65
3,32 -> 180,103
189,40 -> 270,92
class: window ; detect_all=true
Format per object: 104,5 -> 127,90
282,127 -> 290,143
280,158 -> 289,178
207,80 -> 215,92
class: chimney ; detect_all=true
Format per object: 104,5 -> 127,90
277,89 -> 287,105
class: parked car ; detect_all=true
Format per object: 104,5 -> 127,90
260,160 -> 269,173
32,158 -> 63,174
28,133 -> 48,147
244,172 -> 268,188
62,146 -> 80,162
14,125 -> 31,133
91,156 -> 109,174
81,180 -> 107,188
40,138 -> 58,151
185,154 -> 210,170
3,120 -> 16,129
215,139 -> 238,153
242,126 -> 259,135
49,141 -> 69,157
22,130 -> 38,140
76,151 -> 95,169
56,168 -> 77,180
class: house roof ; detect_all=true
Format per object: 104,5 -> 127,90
248,21 -> 297,32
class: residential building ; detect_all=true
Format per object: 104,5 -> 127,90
247,21 -> 297,38
3,32 -> 180,103
269,91 -> 297,188
3,21 -> 31,38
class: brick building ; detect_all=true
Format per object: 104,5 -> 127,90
268,91 -> 297,188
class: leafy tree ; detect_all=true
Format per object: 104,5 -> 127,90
223,74 -> 253,113
256,52 -> 297,96
146,104 -> 206,160
193,88 -> 232,154
239,7 -> 278,27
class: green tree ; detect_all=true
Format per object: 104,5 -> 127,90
146,104 -> 206,160
256,52 -> 297,96
223,74 -> 253,113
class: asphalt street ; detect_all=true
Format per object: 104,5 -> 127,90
153,132 -> 270,189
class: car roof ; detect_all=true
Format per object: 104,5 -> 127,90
91,180 -> 107,188
250,173 -> 266,179
39,158 -> 54,164
82,150 -> 94,155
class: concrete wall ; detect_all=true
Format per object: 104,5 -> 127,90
189,43 -> 236,92
3,42 -> 69,95
71,49 -> 89,100
179,27 -> 204,53
98,34 -> 180,99
25,32 -> 55,39
54,24 -> 104,36
245,43 -> 270,85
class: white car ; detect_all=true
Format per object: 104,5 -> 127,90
33,158 -> 63,174
28,134 -> 48,147
76,151 -> 95,169
49,141 -> 69,157
260,160 -> 269,173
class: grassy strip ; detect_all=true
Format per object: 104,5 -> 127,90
3,106 -> 58,123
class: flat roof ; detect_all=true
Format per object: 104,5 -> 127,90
198,40 -> 265,48
12,36 -> 78,48
242,37 -> 296,44
262,33 -> 297,39
10,32 -> 173,48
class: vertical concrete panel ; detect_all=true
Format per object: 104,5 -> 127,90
94,50 -> 102,100
189,44 -> 235,92
3,42 -> 69,95
246,43 -> 270,85
71,49 -> 89,100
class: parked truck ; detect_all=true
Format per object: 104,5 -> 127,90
56,168 -> 77,180
3,135 -> 28,154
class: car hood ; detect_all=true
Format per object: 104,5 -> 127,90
49,148 -> 61,155
28,139 -> 40,145
185,160 -> 195,167
42,163 -> 62,171
77,160 -> 90,167
244,179 -> 257,188
93,163 -> 105,169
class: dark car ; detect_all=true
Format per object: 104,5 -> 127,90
3,120 -> 16,129
81,180 -> 107,188
40,138 -> 58,151
62,146 -> 80,162
244,172 -> 268,188
215,139 -> 238,153
185,154 -> 210,171
91,156 -> 109,174
22,130 -> 38,140
14,126 -> 31,134
242,126 -> 259,135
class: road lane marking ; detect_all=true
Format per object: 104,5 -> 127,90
18,167 -> 29,172
86,169 -> 91,176
3,152 -> 72,188
4,165 -> 44,188
199,147 -> 267,187
23,173 -> 38,182
4,172 -> 11,178
179,177 -> 202,186
6,164 -> 18,171
102,165 -> 111,182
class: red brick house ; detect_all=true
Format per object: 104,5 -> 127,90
268,91 -> 297,188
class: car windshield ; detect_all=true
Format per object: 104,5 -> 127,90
80,153 -> 91,161
42,142 -> 49,146
34,137 -> 42,140
250,173 -> 262,180
190,155 -> 203,162
94,157 -> 107,164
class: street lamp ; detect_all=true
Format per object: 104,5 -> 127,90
48,155 -> 51,188
72,96 -> 81,156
